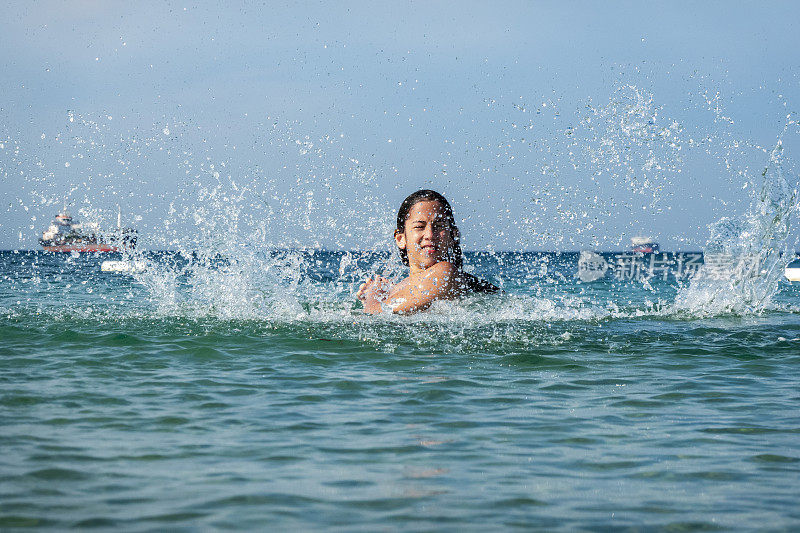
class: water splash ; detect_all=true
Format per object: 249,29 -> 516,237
5,78 -> 799,338
673,139 -> 799,316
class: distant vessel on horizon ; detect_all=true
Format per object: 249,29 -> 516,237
631,236 -> 659,254
39,209 -> 137,252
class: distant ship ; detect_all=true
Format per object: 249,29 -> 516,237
631,236 -> 659,254
39,209 -> 137,252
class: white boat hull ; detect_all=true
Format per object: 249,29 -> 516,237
101,260 -> 146,273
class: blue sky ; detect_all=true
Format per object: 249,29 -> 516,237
2,1 -> 799,251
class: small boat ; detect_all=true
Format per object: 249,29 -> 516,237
101,260 -> 146,273
785,257 -> 800,282
631,236 -> 659,254
39,208 -> 136,253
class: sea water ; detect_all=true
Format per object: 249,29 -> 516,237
2,244 -> 800,530
3,85 -> 800,529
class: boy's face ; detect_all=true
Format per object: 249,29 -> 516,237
395,200 -> 455,272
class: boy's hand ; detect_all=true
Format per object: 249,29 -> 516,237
357,276 -> 392,313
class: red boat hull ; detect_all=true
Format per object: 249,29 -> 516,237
42,244 -> 121,253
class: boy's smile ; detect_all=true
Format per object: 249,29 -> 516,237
395,200 -> 455,273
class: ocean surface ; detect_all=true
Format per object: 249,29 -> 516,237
1,249 -> 799,531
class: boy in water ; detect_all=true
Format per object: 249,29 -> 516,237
357,190 -> 499,314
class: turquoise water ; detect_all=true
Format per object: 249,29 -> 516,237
2,250 -> 799,530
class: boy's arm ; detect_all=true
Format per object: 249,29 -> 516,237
387,261 -> 459,315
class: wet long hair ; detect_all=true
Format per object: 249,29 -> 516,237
395,189 -> 463,269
